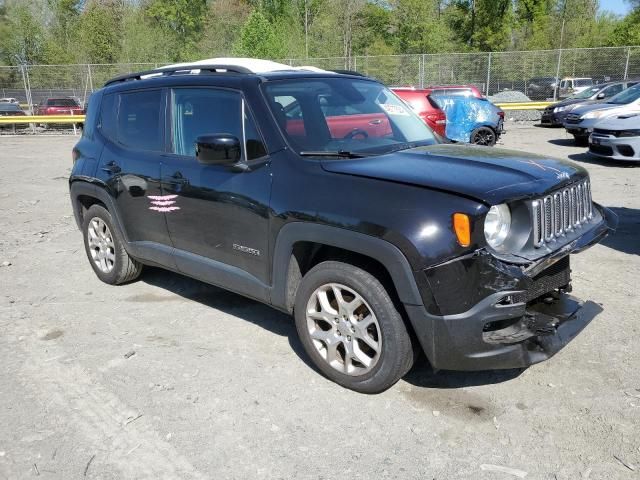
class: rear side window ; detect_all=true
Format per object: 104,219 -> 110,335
117,90 -> 162,151
82,92 -> 99,139
98,93 -> 117,141
48,98 -> 78,107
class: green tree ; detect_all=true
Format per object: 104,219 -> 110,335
145,0 -> 207,60
234,9 -> 287,58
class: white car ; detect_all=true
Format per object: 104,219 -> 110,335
589,113 -> 640,161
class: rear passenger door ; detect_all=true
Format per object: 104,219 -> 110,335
98,89 -> 171,248
160,87 -> 272,287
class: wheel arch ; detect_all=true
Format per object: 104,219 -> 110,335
69,181 -> 129,242
271,223 -> 424,313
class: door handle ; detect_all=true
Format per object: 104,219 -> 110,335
368,119 -> 383,125
101,161 -> 121,174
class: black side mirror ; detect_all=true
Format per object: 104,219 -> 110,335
195,134 -> 241,165
596,93 -> 605,99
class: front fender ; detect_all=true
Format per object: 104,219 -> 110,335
270,222 -> 425,311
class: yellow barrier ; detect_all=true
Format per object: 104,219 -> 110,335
0,114 -> 86,124
494,101 -> 552,110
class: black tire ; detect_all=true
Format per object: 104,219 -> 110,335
294,261 -> 414,394
470,126 -> 497,146
82,204 -> 142,285
573,134 -> 589,147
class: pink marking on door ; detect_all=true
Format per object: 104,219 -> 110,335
148,195 -> 178,201
149,206 -> 181,212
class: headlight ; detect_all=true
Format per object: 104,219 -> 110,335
554,106 -> 567,113
484,204 -> 511,248
583,110 -> 609,120
618,129 -> 640,137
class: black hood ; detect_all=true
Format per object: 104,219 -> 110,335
320,144 -> 588,205
550,98 -> 599,109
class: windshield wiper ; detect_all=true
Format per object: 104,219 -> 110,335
299,150 -> 370,158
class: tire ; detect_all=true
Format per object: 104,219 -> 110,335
294,261 -> 414,394
470,126 -> 497,146
573,135 -> 589,147
82,204 -> 142,285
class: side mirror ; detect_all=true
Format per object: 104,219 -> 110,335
195,134 -> 241,165
596,93 -> 605,99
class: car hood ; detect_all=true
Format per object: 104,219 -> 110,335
320,144 -> 587,205
594,112 -> 640,130
553,98 -> 599,109
570,101 -> 626,116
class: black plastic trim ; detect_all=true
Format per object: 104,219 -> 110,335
270,222 -> 424,310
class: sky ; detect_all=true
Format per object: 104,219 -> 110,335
601,0 -> 632,15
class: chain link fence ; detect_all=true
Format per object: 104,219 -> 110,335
1,46 -> 640,111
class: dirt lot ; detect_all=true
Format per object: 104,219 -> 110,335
1,124 -> 639,480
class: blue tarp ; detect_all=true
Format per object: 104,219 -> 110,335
433,95 -> 501,143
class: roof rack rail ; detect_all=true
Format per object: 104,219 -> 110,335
104,64 -> 254,87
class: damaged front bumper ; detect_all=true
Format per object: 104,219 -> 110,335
405,205 -> 616,371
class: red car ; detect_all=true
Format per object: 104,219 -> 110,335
36,97 -> 85,116
392,88 -> 447,137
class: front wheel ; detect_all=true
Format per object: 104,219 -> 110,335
470,126 -> 497,146
573,134 -> 589,146
294,261 -> 414,394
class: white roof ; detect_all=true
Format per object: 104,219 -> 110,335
159,58 -> 332,74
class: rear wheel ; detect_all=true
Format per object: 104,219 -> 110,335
470,126 -> 497,146
82,205 -> 142,285
294,261 -> 414,394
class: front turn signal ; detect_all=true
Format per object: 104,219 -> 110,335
453,213 -> 471,247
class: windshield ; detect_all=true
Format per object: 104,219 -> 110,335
575,79 -> 593,87
608,84 -> 640,105
263,78 -> 437,156
569,86 -> 600,99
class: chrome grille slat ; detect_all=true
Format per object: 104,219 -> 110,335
531,179 -> 593,248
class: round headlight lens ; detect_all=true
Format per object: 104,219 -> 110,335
484,204 -> 511,248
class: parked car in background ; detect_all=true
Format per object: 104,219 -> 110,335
36,97 -> 84,116
425,84 -> 483,98
542,80 -> 638,127
526,77 -> 558,100
589,113 -> 640,161
433,95 -> 504,146
0,97 -> 20,104
558,77 -> 594,99
392,87 -> 447,137
564,83 -> 640,145
0,102 -> 28,131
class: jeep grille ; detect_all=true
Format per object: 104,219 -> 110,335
531,179 -> 593,247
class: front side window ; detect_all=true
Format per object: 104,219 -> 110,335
575,79 -> 593,87
608,84 -> 640,105
171,88 -> 266,160
263,78 -> 436,155
117,90 -> 162,151
602,84 -> 623,97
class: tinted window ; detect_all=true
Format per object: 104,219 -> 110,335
609,84 -> 640,104
430,88 -> 471,97
575,79 -> 593,87
117,90 -> 162,151
602,84 -> 623,97
98,93 -> 117,141
172,88 -> 242,157
82,92 -> 99,139
244,105 -> 267,160
47,98 -> 78,107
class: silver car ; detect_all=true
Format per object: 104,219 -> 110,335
589,113 -> 640,161
564,84 -> 640,145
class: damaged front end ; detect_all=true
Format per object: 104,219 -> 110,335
405,203 -> 617,371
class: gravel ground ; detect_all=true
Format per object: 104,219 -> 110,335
1,125 -> 639,480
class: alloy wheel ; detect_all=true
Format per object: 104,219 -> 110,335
306,283 -> 382,376
87,217 -> 115,273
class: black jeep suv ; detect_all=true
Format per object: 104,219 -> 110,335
70,60 -> 616,393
